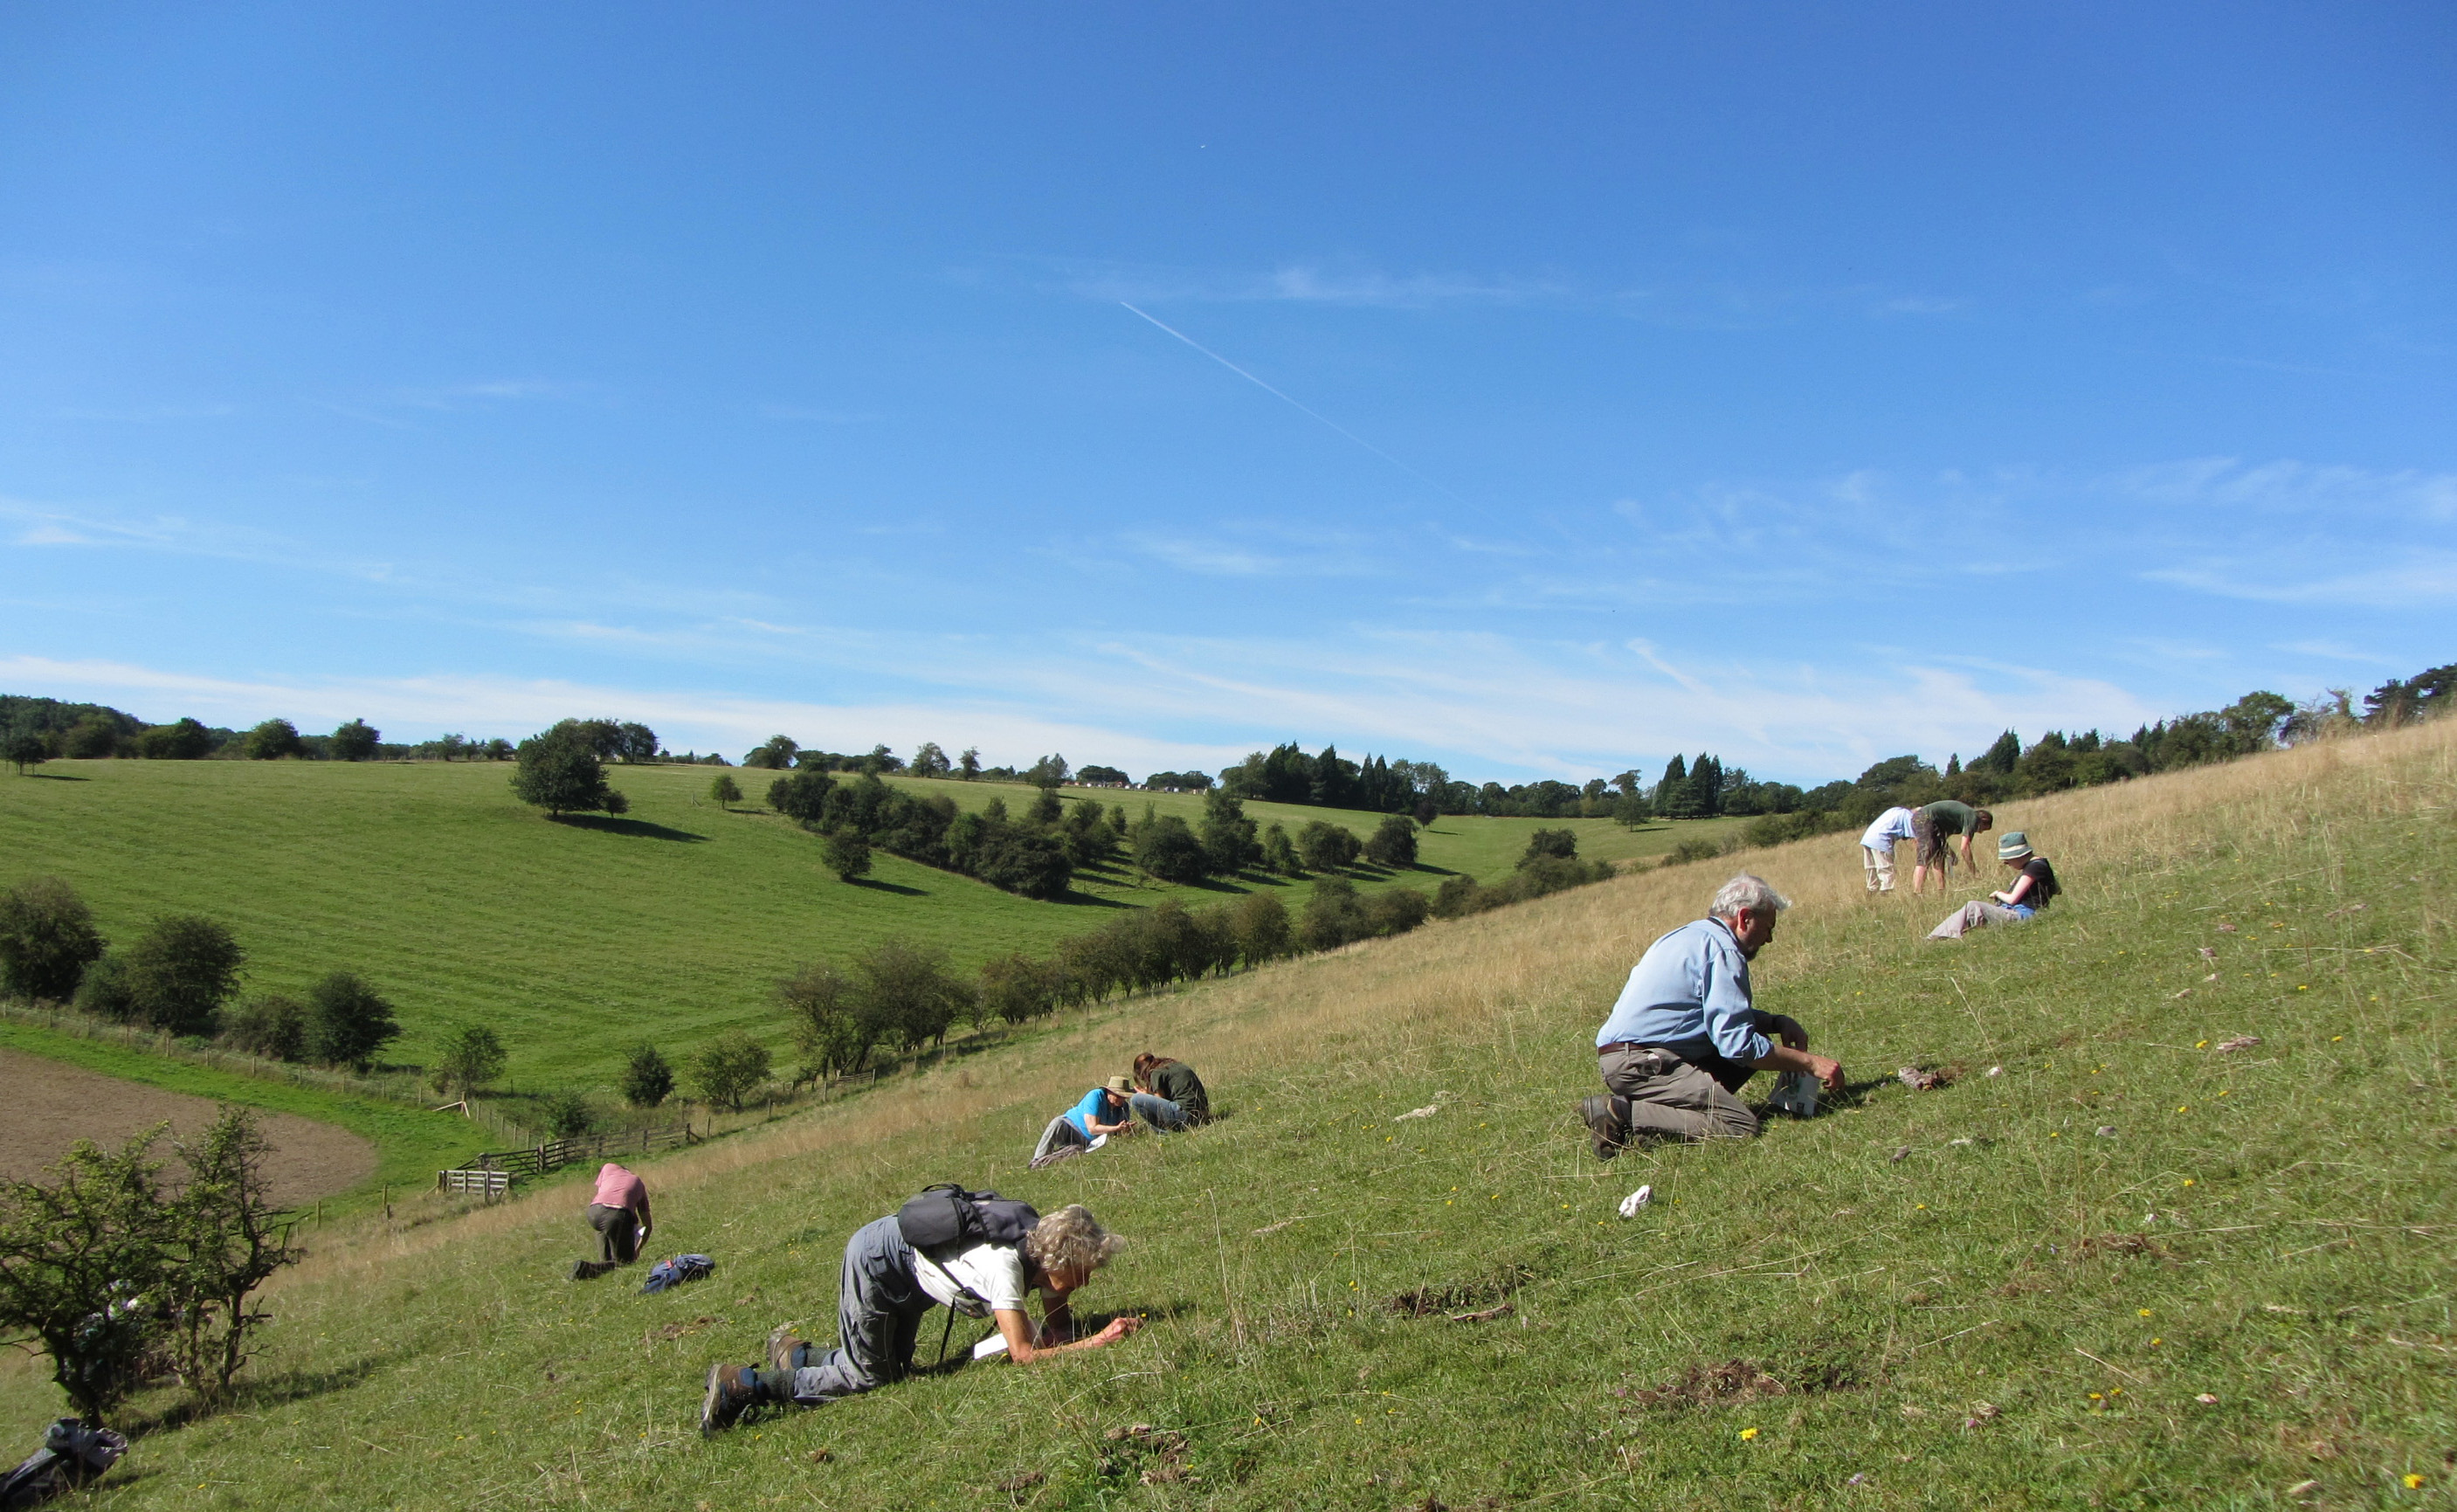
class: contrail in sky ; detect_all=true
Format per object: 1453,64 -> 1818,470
1119,301 -> 1483,513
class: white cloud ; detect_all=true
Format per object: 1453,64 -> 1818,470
2143,549 -> 2457,607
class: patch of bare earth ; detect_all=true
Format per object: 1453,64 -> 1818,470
0,1048 -> 378,1206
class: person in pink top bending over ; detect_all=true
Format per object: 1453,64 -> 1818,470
572,1163 -> 653,1281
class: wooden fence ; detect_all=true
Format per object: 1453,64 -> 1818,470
436,1119 -> 698,1197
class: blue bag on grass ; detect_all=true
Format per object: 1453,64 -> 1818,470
640,1254 -> 714,1295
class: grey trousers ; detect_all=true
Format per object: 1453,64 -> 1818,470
1928,901 -> 2026,940
586,1204 -> 639,1264
1031,1115 -> 1091,1167
787,1217 -> 933,1404
1598,1046 -> 1760,1142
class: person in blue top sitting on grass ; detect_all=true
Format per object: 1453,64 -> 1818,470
1029,1075 -> 1138,1167
1928,832 -> 2059,938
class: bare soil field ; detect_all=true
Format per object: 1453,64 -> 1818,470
0,1047 -> 379,1206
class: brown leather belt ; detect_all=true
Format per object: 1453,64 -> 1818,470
1598,1041 -> 1664,1057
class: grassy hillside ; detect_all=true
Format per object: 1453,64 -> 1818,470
0,759 -> 1737,1089
3,722 -> 2446,1508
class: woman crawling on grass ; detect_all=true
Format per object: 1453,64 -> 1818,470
1927,832 -> 2060,940
700,1203 -> 1139,1433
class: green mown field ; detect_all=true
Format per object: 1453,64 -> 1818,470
1,723 -> 2445,1509
0,758 -> 1742,1088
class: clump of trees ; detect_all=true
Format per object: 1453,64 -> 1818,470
510,722 -> 632,818
0,1107 -> 303,1424
1432,831 -> 1616,919
768,769 -> 1076,899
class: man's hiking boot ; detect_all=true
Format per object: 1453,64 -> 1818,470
701,1363 -> 760,1436
1580,1095 -> 1626,1161
568,1259 -> 617,1281
766,1326 -> 813,1376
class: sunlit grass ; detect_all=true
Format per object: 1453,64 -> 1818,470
3,725 -> 2445,1506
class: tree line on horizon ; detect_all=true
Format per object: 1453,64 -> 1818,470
12,659 -> 2448,826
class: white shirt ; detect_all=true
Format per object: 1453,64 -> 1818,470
910,1241 -> 1028,1317
1860,806 -> 1916,851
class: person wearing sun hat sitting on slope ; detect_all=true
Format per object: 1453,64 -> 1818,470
1927,832 -> 2060,939
1028,1075 -> 1139,1167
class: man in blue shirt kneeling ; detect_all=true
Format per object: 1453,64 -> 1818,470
1581,873 -> 1846,1156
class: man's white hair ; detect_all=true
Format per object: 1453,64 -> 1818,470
1710,873 -> 1791,920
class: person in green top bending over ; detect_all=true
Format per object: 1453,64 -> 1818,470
1911,800 -> 1991,894
1129,1053 -> 1211,1130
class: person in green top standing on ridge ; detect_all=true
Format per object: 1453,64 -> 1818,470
1910,800 -> 1991,894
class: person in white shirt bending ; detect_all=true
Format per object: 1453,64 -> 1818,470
698,1202 -> 1138,1433
1858,806 -> 1916,893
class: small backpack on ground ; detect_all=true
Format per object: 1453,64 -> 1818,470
895,1184 -> 1039,1256
639,1253 -> 715,1295
1,1419 -> 127,1509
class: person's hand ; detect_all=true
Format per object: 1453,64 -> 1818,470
1805,1053 -> 1845,1093
1093,1315 -> 1141,1345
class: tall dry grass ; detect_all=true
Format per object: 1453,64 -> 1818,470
284,718 -> 2457,1295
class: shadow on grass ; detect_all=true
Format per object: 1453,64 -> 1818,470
845,876 -> 928,896
128,1349 -> 410,1438
22,771 -> 91,781
550,814 -> 708,843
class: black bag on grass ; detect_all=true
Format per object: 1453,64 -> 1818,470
895,1184 -> 1039,1256
2,1419 -> 127,1509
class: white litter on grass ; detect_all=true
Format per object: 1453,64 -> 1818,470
1618,1185 -> 1653,1219
973,1332 -> 1008,1361
1768,1070 -> 1819,1118
1394,1105 -> 1439,1121
1986,1066 -> 2002,1077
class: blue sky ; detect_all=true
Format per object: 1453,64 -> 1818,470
3,3 -> 2450,784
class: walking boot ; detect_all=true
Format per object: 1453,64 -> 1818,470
1579,1095 -> 1626,1161
767,1325 -> 814,1375
701,1363 -> 761,1436
569,1259 -> 617,1281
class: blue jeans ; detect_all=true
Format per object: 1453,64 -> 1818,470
1128,1092 -> 1186,1132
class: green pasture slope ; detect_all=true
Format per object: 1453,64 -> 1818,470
3,726 -> 2445,1509
0,1018 -> 482,1209
0,757 -> 1739,1087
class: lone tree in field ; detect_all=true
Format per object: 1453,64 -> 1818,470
243,719 -> 303,761
328,719 -> 380,762
1363,812 -> 1419,869
510,728 -> 629,818
542,1092 -> 594,1139
823,830 -> 873,882
4,732 -> 48,774
0,876 -> 107,1002
434,1024 -> 507,1098
305,970 -> 399,1072
162,1106 -> 304,1406
0,1128 -> 175,1426
620,1042 -> 675,1108
708,773 -> 742,810
688,1032 -> 771,1111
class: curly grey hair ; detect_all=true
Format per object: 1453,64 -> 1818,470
1022,1204 -> 1125,1277
1709,873 -> 1791,921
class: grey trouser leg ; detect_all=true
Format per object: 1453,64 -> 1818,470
587,1204 -> 638,1264
1928,901 -> 2023,940
1032,1115 -> 1089,1164
789,1217 -> 930,1404
1862,845 -> 1895,892
1598,1047 -> 1759,1141
1128,1093 -> 1185,1131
